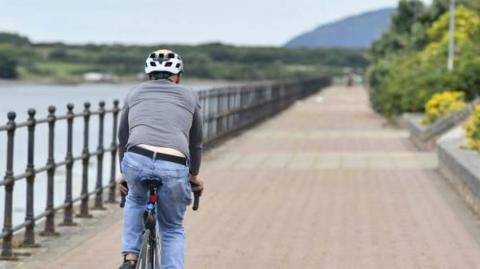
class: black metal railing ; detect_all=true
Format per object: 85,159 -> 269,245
0,100 -> 120,260
0,77 -> 330,260
199,78 -> 330,146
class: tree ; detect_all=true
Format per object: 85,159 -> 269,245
390,0 -> 425,34
0,32 -> 30,46
0,45 -> 19,79
370,0 -> 427,61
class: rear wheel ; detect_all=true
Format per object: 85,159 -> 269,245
136,229 -> 161,269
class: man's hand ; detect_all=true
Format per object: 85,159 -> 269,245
190,175 -> 204,196
117,174 -> 128,195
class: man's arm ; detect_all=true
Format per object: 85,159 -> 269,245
117,103 -> 129,169
188,102 -> 203,176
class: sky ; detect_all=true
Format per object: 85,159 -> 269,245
0,0 -> 433,46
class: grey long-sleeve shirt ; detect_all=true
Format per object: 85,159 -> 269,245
118,79 -> 203,175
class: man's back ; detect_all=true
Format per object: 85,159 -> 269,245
119,79 -> 203,175
127,79 -> 197,155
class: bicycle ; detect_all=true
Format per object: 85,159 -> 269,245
120,178 -> 200,269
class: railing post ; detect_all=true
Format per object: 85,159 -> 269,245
219,90 -> 225,136
93,101 -> 106,210
77,102 -> 92,218
200,91 -> 210,142
41,106 -> 58,236
23,109 -> 38,246
215,90 -> 220,137
226,90 -> 231,132
107,100 -> 120,203
239,87 -> 245,128
234,88 -> 241,130
0,112 -> 17,260
61,103 -> 76,226
199,91 -> 208,142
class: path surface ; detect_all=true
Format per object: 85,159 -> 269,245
17,86 -> 480,268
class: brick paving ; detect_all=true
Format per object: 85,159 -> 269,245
11,86 -> 480,269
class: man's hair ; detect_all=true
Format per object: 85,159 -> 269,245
149,71 -> 175,80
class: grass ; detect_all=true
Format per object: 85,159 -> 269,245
19,62 -> 93,83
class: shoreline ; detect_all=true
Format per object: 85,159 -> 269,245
0,78 -> 140,86
0,78 -> 246,89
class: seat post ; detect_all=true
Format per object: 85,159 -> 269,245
146,177 -> 161,196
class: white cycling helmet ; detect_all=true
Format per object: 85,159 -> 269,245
144,49 -> 183,75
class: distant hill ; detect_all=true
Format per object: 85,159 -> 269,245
285,8 -> 395,48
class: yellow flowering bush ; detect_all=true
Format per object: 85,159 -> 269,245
421,91 -> 467,125
464,105 -> 480,151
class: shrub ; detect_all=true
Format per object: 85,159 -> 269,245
464,105 -> 480,150
368,4 -> 480,117
454,38 -> 480,98
421,90 -> 467,124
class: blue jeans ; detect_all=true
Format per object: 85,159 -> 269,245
121,152 -> 192,269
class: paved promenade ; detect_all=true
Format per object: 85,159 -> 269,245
12,86 -> 480,268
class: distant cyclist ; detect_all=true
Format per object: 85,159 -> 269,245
117,49 -> 204,269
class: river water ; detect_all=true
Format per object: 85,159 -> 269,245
0,80 -> 224,228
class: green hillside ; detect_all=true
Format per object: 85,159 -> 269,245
0,33 -> 368,83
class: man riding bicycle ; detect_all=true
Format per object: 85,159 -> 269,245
117,49 -> 204,269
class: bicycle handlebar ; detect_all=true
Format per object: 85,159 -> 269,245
120,182 -> 127,208
192,191 -> 200,211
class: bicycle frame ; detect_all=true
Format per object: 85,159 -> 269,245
137,179 -> 162,269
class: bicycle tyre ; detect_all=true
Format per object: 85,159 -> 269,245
136,230 -> 150,269
154,223 -> 161,268
148,234 -> 155,269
